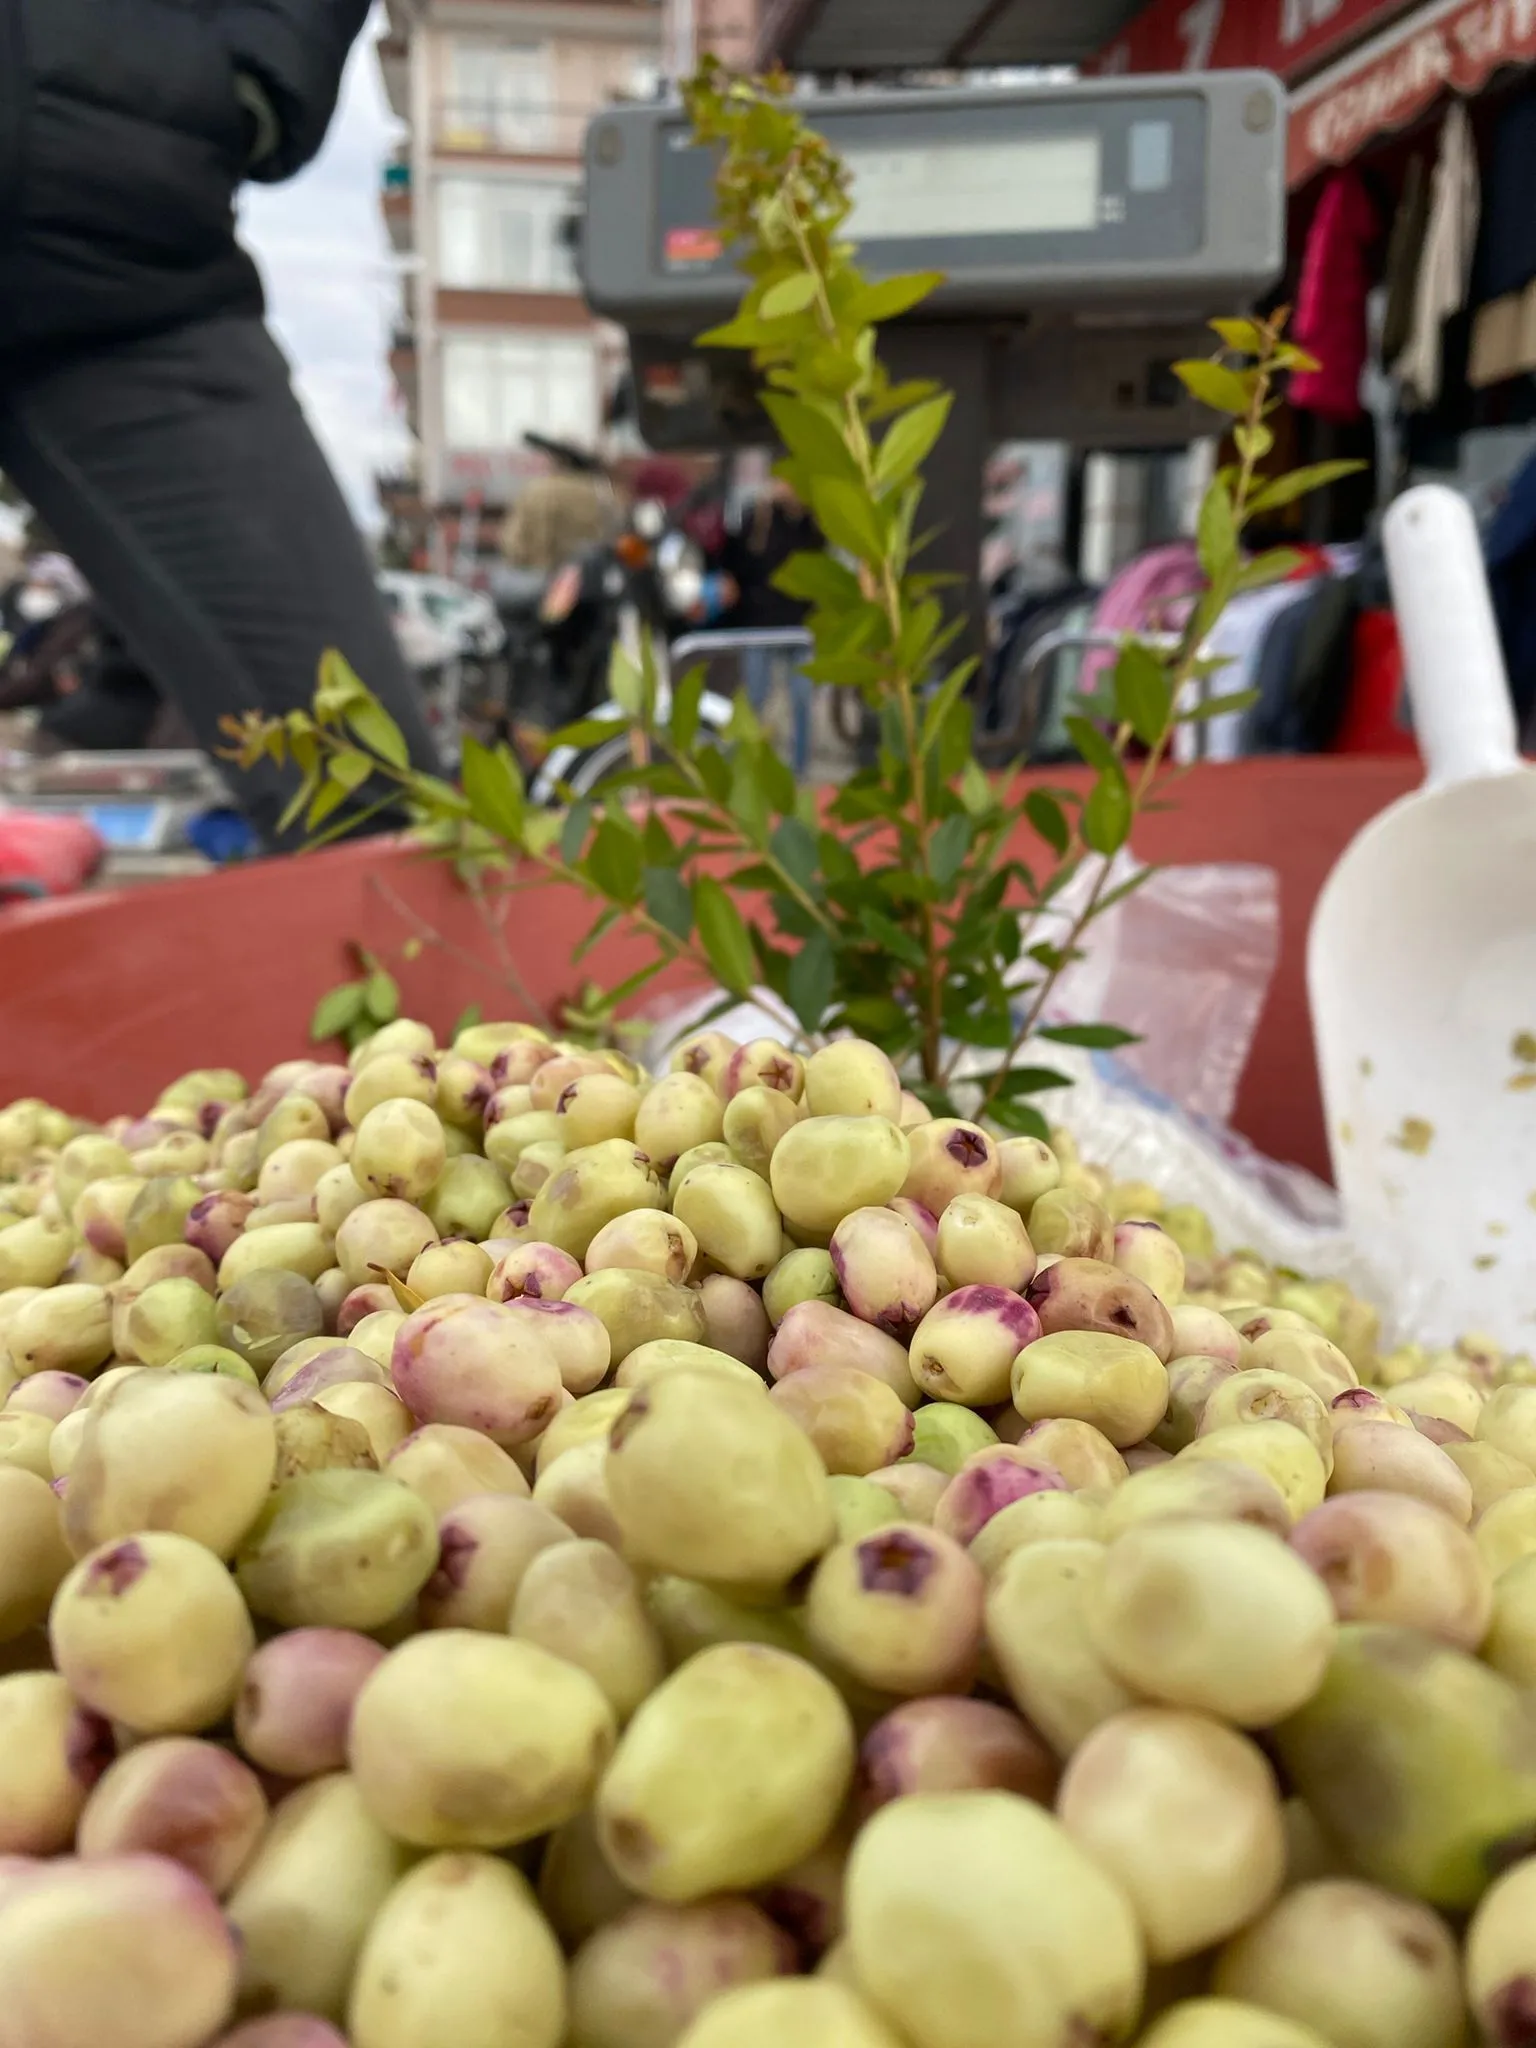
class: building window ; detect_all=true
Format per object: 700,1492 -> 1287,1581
445,40 -> 553,150
444,334 -> 599,451
438,178 -> 579,292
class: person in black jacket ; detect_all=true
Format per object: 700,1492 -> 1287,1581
0,0 -> 440,847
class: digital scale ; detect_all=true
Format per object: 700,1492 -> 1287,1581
580,74 -> 1288,644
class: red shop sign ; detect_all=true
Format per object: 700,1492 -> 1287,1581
1290,0 -> 1536,181
1092,0 -> 1421,84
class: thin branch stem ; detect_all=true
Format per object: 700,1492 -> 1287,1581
782,186 -> 944,1082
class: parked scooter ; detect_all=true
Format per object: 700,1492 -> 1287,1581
490,443 -> 735,751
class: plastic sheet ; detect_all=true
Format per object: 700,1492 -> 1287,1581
1027,859 -> 1280,1128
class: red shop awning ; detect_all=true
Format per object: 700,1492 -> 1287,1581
1092,0 -> 1425,87
1289,0 -> 1536,183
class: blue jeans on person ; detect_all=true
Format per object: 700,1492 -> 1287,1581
741,643 -> 812,780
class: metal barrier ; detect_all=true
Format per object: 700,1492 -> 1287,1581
669,628 -> 815,670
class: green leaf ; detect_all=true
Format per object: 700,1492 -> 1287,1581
586,818 -> 641,905
549,717 -> 630,748
461,737 -> 525,844
1197,476 -> 1238,587
345,699 -> 409,770
1063,715 -> 1120,776
917,648 -> 972,754
365,969 -> 400,1024
875,395 -> 952,490
760,272 -> 819,319
989,1098 -> 1052,1141
859,908 -> 926,970
838,994 -> 910,1038
1234,549 -> 1304,594
1173,358 -> 1256,415
315,649 -> 369,719
306,778 -> 350,831
819,832 -> 860,888
669,664 -> 707,753
1209,317 -> 1267,354
1244,460 -> 1366,516
609,644 -> 644,719
1232,422 -> 1274,466
760,395 -> 860,484
1024,789 -> 1071,856
451,1003 -> 483,1040
310,982 -> 366,1044
560,801 -> 594,865
788,931 -> 835,1032
1180,689 -> 1261,723
696,746 -> 732,806
771,816 -> 819,894
694,314 -> 775,350
643,866 -> 693,941
641,812 -> 675,867
603,954 -> 671,1008
992,1066 -> 1075,1098
1083,759 -> 1133,857
693,877 -> 756,995
848,272 -> 945,325
755,744 -> 798,821
329,750 -> 374,793
959,758 -> 993,816
730,743 -> 772,845
773,551 -> 862,607
810,477 -> 887,564
1112,641 -> 1174,749
1038,1023 -> 1142,1049
278,771 -> 320,836
930,813 -> 972,889
573,904 -> 624,961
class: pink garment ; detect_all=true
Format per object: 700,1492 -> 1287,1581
1292,171 -> 1382,422
1081,542 -> 1205,697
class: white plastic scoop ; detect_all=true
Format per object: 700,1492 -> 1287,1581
1308,483 -> 1536,1351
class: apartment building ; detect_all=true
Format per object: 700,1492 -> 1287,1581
380,0 -> 664,556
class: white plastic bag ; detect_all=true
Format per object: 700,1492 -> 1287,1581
1024,859 -> 1280,1128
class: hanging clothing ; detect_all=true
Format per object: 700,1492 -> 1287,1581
1381,154 -> 1430,368
1484,448 -> 1536,732
1079,542 -> 1204,700
1475,87 -> 1536,307
1180,581 -> 1313,764
1292,171 -> 1381,423
1469,86 -> 1536,389
1395,103 -> 1481,410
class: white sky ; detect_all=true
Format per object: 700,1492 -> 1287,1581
239,10 -> 409,532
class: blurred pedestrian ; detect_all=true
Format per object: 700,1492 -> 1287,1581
0,0 -> 440,849
502,467 -> 613,574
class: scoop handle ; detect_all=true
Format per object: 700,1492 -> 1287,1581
1384,483 -> 1520,789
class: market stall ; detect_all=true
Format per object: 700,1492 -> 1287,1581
2,21 -> 1533,2048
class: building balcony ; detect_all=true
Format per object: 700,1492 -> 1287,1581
381,157 -> 414,251
434,97 -> 601,160
377,33 -> 410,120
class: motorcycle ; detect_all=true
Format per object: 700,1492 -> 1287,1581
486,443 -> 738,793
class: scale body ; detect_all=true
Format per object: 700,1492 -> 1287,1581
580,73 -> 1288,641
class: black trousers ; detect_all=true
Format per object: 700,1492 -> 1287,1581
0,314 -> 441,848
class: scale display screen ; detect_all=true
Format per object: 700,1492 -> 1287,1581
583,74 -> 1284,328
844,135 -> 1102,241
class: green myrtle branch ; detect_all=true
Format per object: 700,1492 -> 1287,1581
235,74 -> 1358,1138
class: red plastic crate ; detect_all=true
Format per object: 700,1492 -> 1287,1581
0,758 -> 1420,1180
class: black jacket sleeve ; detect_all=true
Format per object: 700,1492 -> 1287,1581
215,0 -> 374,182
